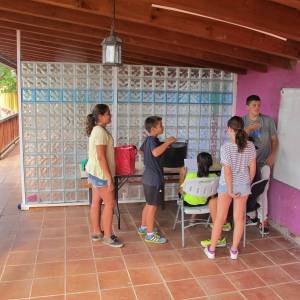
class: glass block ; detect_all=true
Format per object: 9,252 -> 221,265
64,165 -> 76,178
178,116 -> 188,127
142,104 -> 153,115
201,105 -> 211,116
76,190 -> 88,201
22,62 -> 35,75
49,63 -> 61,75
49,89 -> 62,102
166,92 -> 177,103
178,127 -> 188,138
102,66 -> 112,77
88,64 -> 100,75
190,93 -> 199,104
36,116 -> 49,129
118,104 -> 128,114
223,93 -> 233,104
179,68 -> 189,79
36,130 -> 49,141
200,129 -> 209,139
37,142 -> 50,153
37,155 -> 50,166
64,154 -> 75,165
190,80 -> 199,91
189,116 -> 199,127
51,130 -> 62,141
178,104 -> 189,115
154,92 -> 165,103
75,115 -> 85,128
155,79 -> 165,90
178,92 -> 189,103
76,64 -> 87,75
51,142 -> 62,153
223,72 -> 233,80
130,91 -> 142,102
102,90 -> 113,103
51,154 -> 63,166
188,139 -> 198,150
200,116 -> 209,127
23,76 -> 35,88
64,141 -> 75,153
64,191 -> 76,202
51,191 -> 63,202
201,69 -> 211,79
166,104 -> 177,115
199,139 -> 209,151
63,77 -> 75,89
49,76 -> 62,89
76,129 -> 86,141
63,63 -> 75,75
62,89 -> 73,102
39,179 -> 51,190
22,89 -> 35,102
62,103 -> 74,115
118,90 -> 129,102
118,76 -> 129,89
166,79 -> 177,91
131,78 -> 141,90
24,155 -> 36,166
49,103 -> 61,115
188,127 -> 199,139
142,91 -> 153,103
23,116 -> 35,129
143,78 -> 153,90
222,105 -> 232,115
131,66 -> 142,77
36,63 -> 48,75
118,65 -> 129,77
212,69 -> 222,79
143,66 -> 154,77
189,104 -> 201,115
50,116 -> 61,129
36,89 -> 49,102
201,80 -> 210,92
25,167 -> 37,178
64,179 -> 75,189
76,90 -> 88,102
190,69 -> 200,79
22,103 -> 35,115
166,115 -> 177,126
222,81 -> 233,93
155,67 -> 165,78
211,81 -> 222,92
39,192 -> 51,202
89,76 -> 101,89
166,127 -> 177,137
155,104 -> 166,115
76,77 -> 88,89
76,141 -> 87,152
25,179 -> 38,191
167,67 -> 177,78
38,167 -> 50,178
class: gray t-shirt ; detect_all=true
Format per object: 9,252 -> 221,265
242,114 -> 277,168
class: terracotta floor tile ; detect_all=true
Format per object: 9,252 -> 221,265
226,270 -> 265,290
264,249 -> 299,265
67,236 -> 91,248
31,277 -> 65,297
66,217 -> 89,226
67,273 -> 98,293
98,270 -> 131,289
281,262 -> 300,280
177,247 -> 206,262
167,279 -> 205,300
271,237 -> 296,249
95,256 -> 125,272
39,238 -> 65,250
41,228 -> 66,239
288,247 -> 300,259
66,225 -> 90,237
186,260 -> 222,277
271,282 -> 300,300
35,261 -> 65,278
198,275 -> 236,296
159,263 -> 193,281
11,238 -> 39,252
215,257 -> 249,273
238,243 -> 260,255
6,250 -> 37,265
37,249 -> 65,263
209,292 -> 244,300
66,292 -> 101,300
93,245 -> 122,258
117,231 -> 142,243
170,237 -> 198,249
31,296 -> 65,300
0,279 -> 32,300
66,259 -> 96,275
242,286 -> 281,300
134,283 -> 173,300
124,253 -> 154,269
240,253 -> 274,268
129,267 -> 162,285
1,264 -> 35,281
121,241 -> 148,255
250,238 -> 283,252
101,287 -> 136,300
151,250 -> 182,266
43,219 -> 65,228
146,242 -> 175,253
67,246 -> 94,261
254,265 -> 293,285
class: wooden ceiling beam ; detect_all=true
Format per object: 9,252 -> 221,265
0,53 -> 16,68
0,0 -> 299,60
269,0 -> 300,10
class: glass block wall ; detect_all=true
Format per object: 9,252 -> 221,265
21,62 -> 234,206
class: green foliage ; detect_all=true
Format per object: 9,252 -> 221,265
0,64 -> 17,93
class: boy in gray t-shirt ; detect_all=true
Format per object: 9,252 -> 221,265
242,95 -> 278,235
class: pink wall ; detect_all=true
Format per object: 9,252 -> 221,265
236,63 -> 300,236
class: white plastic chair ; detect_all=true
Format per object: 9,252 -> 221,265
173,177 -> 219,247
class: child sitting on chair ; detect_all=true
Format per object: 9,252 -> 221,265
178,152 -> 230,248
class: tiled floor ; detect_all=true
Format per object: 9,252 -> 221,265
1,146 -> 300,300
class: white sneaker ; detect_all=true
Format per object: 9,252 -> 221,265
230,247 -> 238,260
204,246 -> 215,259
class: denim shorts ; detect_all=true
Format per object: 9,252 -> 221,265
217,183 -> 251,196
88,173 -> 107,188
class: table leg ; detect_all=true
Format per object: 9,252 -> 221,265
114,177 -> 121,230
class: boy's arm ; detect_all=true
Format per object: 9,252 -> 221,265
178,167 -> 187,193
152,136 -> 176,157
224,165 -> 233,196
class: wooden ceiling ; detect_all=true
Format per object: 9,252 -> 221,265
0,0 -> 300,73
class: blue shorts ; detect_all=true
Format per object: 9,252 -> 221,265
88,173 -> 107,188
217,184 -> 251,196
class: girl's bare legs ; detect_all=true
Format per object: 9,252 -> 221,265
90,186 -> 103,235
141,205 -> 148,227
210,193 -> 232,251
208,197 -> 217,224
232,195 -> 248,250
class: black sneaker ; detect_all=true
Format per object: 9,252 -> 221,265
103,235 -> 124,248
91,231 -> 104,241
246,216 -> 258,226
259,222 -> 270,235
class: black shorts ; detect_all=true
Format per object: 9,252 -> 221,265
143,184 -> 164,206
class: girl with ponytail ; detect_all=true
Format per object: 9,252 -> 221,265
85,104 -> 124,248
204,116 -> 256,260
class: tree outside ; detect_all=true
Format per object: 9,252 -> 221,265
0,64 -> 16,93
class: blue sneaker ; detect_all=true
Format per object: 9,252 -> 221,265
144,233 -> 167,244
138,227 -> 158,236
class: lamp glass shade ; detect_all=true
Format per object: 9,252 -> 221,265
102,34 -> 122,65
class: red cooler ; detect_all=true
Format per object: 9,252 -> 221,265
114,145 -> 137,175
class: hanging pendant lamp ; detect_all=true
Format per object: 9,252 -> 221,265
102,0 -> 122,65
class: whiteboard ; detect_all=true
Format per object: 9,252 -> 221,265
273,88 -> 300,190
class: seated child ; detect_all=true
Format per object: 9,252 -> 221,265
178,152 -> 230,248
